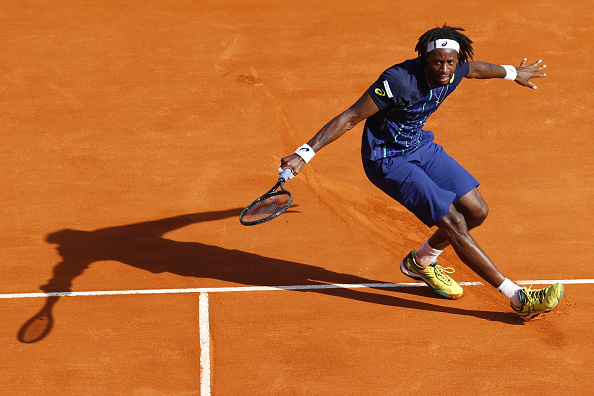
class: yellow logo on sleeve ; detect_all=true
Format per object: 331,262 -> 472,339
374,88 -> 386,97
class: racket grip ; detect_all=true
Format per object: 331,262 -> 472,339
279,168 -> 294,181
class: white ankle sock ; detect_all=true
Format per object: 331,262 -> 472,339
497,278 -> 522,307
414,240 -> 443,267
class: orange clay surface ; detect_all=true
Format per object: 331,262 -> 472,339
1,1 -> 592,394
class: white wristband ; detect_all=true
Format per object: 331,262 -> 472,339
501,65 -> 517,81
294,143 -> 315,163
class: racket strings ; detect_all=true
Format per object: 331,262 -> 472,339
242,194 -> 291,222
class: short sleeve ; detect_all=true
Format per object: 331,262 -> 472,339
368,77 -> 393,111
453,61 -> 470,84
367,60 -> 424,111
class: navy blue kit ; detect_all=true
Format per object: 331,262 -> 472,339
362,58 -> 479,227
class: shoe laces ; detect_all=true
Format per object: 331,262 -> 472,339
522,286 -> 546,304
433,265 -> 456,283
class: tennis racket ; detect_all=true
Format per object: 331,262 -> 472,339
240,168 -> 294,225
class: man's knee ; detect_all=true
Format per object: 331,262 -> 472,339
468,200 -> 489,228
456,190 -> 489,229
439,207 -> 469,237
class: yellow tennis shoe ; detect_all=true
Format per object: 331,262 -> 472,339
400,250 -> 463,299
511,283 -> 564,320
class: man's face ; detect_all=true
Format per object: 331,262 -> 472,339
424,48 -> 458,87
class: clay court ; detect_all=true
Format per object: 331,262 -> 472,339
1,1 -> 592,394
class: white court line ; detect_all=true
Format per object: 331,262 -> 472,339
199,292 -> 211,396
5,279 -> 591,396
0,282 -> 462,299
0,279 -> 591,299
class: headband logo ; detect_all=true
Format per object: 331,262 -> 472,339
427,39 -> 460,53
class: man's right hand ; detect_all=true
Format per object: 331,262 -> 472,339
279,154 -> 306,177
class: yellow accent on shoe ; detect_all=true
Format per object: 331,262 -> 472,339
511,283 -> 564,320
399,250 -> 463,299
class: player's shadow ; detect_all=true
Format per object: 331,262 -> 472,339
19,208 -> 521,343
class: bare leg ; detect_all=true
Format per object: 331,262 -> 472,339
428,188 -> 489,250
429,189 -> 505,288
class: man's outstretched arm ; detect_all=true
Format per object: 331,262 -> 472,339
279,92 -> 379,176
466,58 -> 547,89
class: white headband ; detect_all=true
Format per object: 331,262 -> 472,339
427,39 -> 460,53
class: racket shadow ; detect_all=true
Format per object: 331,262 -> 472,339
22,207 -> 520,342
18,295 -> 59,343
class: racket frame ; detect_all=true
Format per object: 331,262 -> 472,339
240,172 -> 293,226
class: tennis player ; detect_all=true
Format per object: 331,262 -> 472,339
279,25 -> 563,320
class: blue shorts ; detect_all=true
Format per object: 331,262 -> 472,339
362,141 -> 479,227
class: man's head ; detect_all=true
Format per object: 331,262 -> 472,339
415,25 -> 474,87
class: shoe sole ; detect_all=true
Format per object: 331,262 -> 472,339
519,284 -> 564,321
399,258 -> 462,300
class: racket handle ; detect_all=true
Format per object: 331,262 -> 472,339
279,168 -> 294,181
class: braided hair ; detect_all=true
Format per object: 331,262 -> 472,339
415,25 -> 474,64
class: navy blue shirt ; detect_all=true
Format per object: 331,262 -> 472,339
362,58 -> 470,161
